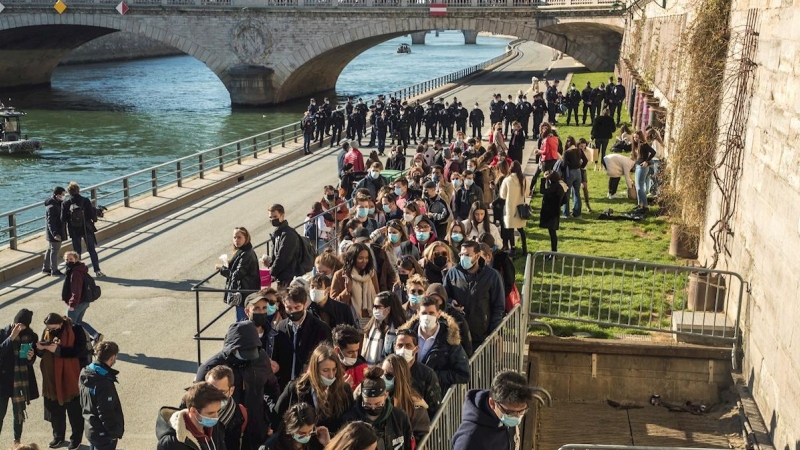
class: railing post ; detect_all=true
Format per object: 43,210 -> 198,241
218,148 -> 224,171
151,169 -> 158,196
293,124 -> 298,143
253,137 -> 259,157
281,128 -> 286,147
176,162 -> 182,188
90,188 -> 98,208
8,213 -> 17,250
123,178 -> 131,206
267,133 -> 272,153
199,154 -> 205,179
237,142 -> 242,164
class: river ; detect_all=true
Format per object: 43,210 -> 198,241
0,32 -> 511,214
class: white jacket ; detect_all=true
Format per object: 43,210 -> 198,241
603,154 -> 635,188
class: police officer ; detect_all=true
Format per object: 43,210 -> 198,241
455,102 -> 468,135
320,97 -> 332,135
424,101 -> 438,140
350,107 -> 364,147
376,110 -> 389,155
532,93 -> 546,139
489,93 -> 504,128
469,103 -> 484,140
398,109 -> 412,153
307,98 -> 318,115
593,83 -> 606,121
605,77 -> 616,116
565,84 -> 581,126
441,107 -> 455,143
581,82 -> 594,125
330,109 -> 345,147
502,95 -> 516,135
413,100 -> 425,143
545,81 -> 559,124
315,102 -> 328,144
356,98 -> 369,135
345,98 -> 356,140
367,104 -> 378,147
516,95 -> 532,138
612,77 -> 626,125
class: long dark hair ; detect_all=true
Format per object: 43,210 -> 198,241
465,201 -> 491,235
343,243 -> 374,277
326,422 -> 378,450
510,161 -> 526,192
276,403 -> 317,449
365,291 -> 406,333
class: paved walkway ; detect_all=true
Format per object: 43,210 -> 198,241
0,41 -> 579,448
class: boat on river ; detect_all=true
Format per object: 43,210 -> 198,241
0,107 -> 41,155
397,43 -> 411,54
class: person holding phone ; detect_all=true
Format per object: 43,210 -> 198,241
0,309 -> 39,447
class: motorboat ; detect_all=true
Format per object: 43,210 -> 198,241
0,106 -> 41,154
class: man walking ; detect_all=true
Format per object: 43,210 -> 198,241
61,182 -> 104,277
80,341 -> 124,450
44,186 -> 67,276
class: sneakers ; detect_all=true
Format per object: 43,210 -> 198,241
51,270 -> 65,276
49,438 -> 64,448
68,441 -> 81,450
42,268 -> 51,275
95,271 -> 105,278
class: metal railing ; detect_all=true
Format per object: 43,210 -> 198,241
558,446 -> 730,450
3,0 -> 624,8
527,251 -> 745,366
0,43 -> 518,252
417,255 -> 534,450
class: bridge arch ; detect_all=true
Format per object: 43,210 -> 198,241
276,16 -> 623,102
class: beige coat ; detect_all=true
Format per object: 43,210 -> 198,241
500,174 -> 527,229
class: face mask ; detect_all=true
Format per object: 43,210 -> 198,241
432,174 -> 440,184
368,207 -> 375,215
415,231 -> 431,242
310,289 -> 326,303
195,412 -> 219,428
433,255 -> 448,268
388,232 -> 400,244
383,204 -> 392,213
357,207 -> 369,218
394,187 -> 403,196
373,308 -> 386,321
339,351 -> 358,367
465,179 -> 474,187
403,213 -> 414,222
383,375 -> 395,391
399,274 -> 409,284
420,314 -> 438,332
65,261 -> 78,269
500,414 -> 523,428
370,170 -> 381,179
288,310 -> 305,322
326,194 -> 335,200
408,294 -> 422,305
57,195 -> 65,201
467,166 -> 476,172
452,155 -> 460,162
266,303 -> 278,316
460,255 -> 475,270
293,434 -> 312,444
363,404 -> 384,417
395,347 -> 414,362
453,179 -> 462,189
251,313 -> 269,328
270,218 -> 281,227
320,375 -> 336,386
451,233 -> 464,243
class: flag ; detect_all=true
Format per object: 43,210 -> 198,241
430,3 -> 447,16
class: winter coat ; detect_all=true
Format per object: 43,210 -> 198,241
340,400 -> 413,450
385,154 -> 406,171
308,296 -> 358,330
60,193 -> 97,238
62,261 -> 89,308
156,407 -> 227,450
274,379 -> 353,434
499,175 -> 527,229
271,314 -> 332,390
80,361 -> 124,441
591,115 -> 617,140
445,305 -> 473,357
0,325 -> 39,400
422,260 -> 448,286
196,321 -> 280,445
443,263 -> 505,347
409,360 -> 442,418
452,389 -> 517,450
539,180 -> 568,230
355,174 -> 386,200
603,154 -> 635,187
507,130 -> 525,163
490,251 -> 516,299
398,313 -> 469,392
462,219 -> 502,247
539,135 -> 560,161
270,221 -> 302,284
45,195 -> 65,242
424,195 -> 451,238
370,244 -> 397,293
452,186 -> 484,222
220,243 -> 260,305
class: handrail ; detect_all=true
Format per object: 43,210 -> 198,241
0,42 -> 519,251
558,446 -> 730,450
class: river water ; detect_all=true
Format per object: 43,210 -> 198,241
0,32 -> 510,214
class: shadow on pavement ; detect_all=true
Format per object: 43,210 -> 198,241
117,352 -> 197,374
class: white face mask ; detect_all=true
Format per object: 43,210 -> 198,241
395,347 -> 414,363
310,289 -> 326,303
373,308 -> 386,321
419,314 -> 438,332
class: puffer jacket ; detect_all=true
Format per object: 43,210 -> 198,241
156,407 -> 227,450
219,243 -> 260,305
80,361 -> 124,441
443,262 -> 505,347
398,313 -> 469,392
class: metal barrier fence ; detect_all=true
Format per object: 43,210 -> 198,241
0,44 -> 516,251
528,251 -> 745,366
417,255 -> 534,450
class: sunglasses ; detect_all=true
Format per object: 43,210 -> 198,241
433,252 -> 449,258
409,289 -> 425,296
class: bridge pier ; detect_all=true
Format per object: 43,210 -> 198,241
462,30 -> 478,44
410,31 -> 427,45
227,65 -> 277,106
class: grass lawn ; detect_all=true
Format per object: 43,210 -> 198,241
514,71 -> 678,338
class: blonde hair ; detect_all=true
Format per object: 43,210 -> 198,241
423,241 -> 453,263
63,251 -> 80,261
405,273 -> 428,292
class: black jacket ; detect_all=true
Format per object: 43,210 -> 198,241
157,407 -> 228,450
271,314 -> 332,390
220,243 -> 260,305
468,108 -> 484,127
196,321 -> 280,445
409,361 -> 442,418
490,251 -> 516,299
452,186 -> 484,222
270,221 -> 302,284
80,361 -> 124,441
452,389 -> 516,450
398,314 -> 469,393
308,296 -> 358,330
443,263 -> 505,347
385,154 -> 406,171
341,400 -> 413,450
45,195 -> 66,242
61,193 -> 97,238
591,115 -> 617,140
565,89 -> 581,108
0,325 -> 39,400
274,379 -> 353,434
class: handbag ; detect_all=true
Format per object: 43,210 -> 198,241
505,283 -> 521,312
517,203 -> 532,219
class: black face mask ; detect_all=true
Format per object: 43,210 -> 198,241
270,218 -> 282,227
363,405 -> 384,417
326,194 -> 335,200
399,274 -> 409,284
287,311 -> 304,322
48,327 -> 62,337
251,313 -> 269,328
433,256 -> 448,268
65,261 -> 78,269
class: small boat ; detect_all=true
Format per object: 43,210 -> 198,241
397,43 -> 411,54
0,106 -> 41,154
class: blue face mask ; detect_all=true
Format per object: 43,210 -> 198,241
499,414 -> 522,428
266,303 -> 278,316
460,254 -> 475,270
432,174 -> 440,184
357,207 -> 369,218
383,375 -> 395,391
415,231 -> 431,242
368,207 -> 375,215
408,294 -> 422,304
293,433 -> 312,444
451,233 -> 464,243
383,204 -> 391,213
370,170 -> 381,179
388,233 -> 400,244
195,412 -> 219,428
453,179 -> 462,189
394,187 -> 403,197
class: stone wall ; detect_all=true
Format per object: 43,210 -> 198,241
60,32 -> 183,65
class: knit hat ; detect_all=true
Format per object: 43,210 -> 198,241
14,309 -> 33,327
425,283 -> 448,304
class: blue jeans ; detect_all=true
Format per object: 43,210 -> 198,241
44,239 -> 62,271
72,232 -> 100,272
67,301 -> 99,340
646,159 -> 661,196
562,170 -> 582,216
635,164 -> 650,206
303,132 -> 313,153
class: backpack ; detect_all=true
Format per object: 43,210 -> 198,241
298,234 -> 317,274
82,272 -> 102,303
303,218 -> 318,243
69,201 -> 86,230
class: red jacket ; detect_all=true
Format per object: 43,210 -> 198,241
344,149 -> 365,173
63,262 -> 88,308
539,135 -> 560,161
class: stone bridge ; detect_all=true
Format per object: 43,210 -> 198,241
0,0 -> 624,105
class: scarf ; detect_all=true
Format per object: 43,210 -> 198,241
362,322 -> 396,365
349,269 -> 376,318
41,322 -> 81,405
11,330 -> 35,424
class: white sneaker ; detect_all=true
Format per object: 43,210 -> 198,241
95,271 -> 105,278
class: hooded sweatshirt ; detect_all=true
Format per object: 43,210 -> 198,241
80,361 -> 124,441
340,399 -> 413,450
62,261 -> 89,307
156,407 -> 226,450
452,389 -> 517,450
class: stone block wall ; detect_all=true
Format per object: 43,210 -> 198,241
60,32 -> 183,65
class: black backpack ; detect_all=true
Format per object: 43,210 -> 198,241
82,272 -> 102,303
297,232 -> 317,274
69,201 -> 86,230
